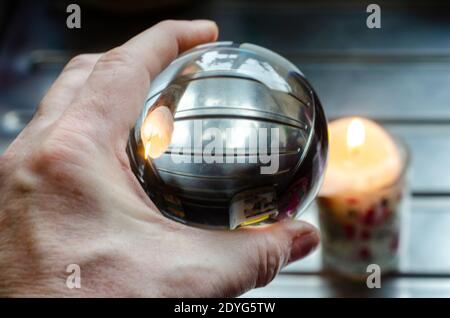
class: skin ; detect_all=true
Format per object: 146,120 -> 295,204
0,20 -> 319,297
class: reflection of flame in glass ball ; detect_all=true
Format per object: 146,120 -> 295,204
140,106 -> 174,159
127,42 -> 328,230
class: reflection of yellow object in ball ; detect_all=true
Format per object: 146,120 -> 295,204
140,106 -> 174,159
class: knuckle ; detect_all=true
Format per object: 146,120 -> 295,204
29,140 -> 72,176
3,137 -> 78,201
154,20 -> 179,44
65,54 -> 96,72
26,128 -> 90,183
96,47 -> 134,70
38,138 -> 71,164
156,19 -> 178,31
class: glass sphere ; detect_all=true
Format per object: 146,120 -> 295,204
127,42 -> 328,229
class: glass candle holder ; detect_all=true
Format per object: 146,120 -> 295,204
127,42 -> 328,230
318,135 -> 409,279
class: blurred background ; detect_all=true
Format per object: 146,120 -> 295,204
1,0 -> 450,297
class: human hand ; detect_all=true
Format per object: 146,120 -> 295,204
0,20 -> 319,297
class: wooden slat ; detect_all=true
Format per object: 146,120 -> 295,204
284,197 -> 450,275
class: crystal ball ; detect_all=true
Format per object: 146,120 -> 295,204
127,42 -> 328,229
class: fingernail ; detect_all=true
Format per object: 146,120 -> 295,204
288,230 -> 320,263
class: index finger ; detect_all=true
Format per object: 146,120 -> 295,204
62,20 -> 218,147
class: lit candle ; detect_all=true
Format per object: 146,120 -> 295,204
318,117 -> 408,279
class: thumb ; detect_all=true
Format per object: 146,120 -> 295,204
215,220 -> 320,295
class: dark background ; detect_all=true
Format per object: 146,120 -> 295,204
1,0 -> 450,297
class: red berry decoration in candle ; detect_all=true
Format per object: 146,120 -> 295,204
343,223 -> 356,239
381,207 -> 391,222
360,229 -> 371,240
347,209 -> 358,219
362,207 -> 376,226
358,247 -> 372,261
346,197 -> 358,205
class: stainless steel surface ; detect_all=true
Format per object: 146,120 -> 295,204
244,197 -> 450,297
300,61 -> 450,121
243,275 -> 450,298
386,124 -> 450,193
214,1 -> 450,54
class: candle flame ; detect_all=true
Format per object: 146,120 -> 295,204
347,118 -> 365,150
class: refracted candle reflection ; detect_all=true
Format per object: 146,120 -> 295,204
140,106 -> 174,160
